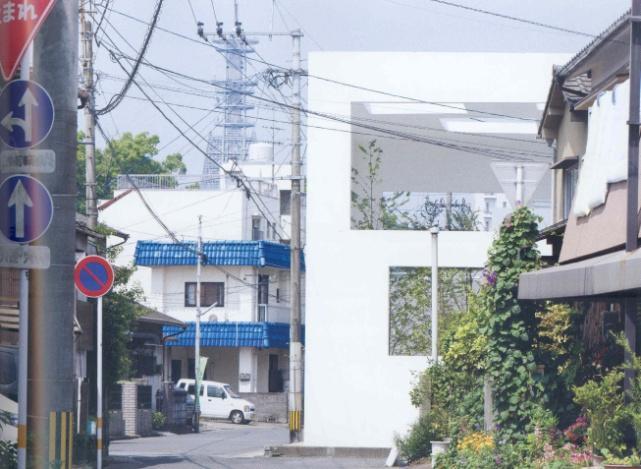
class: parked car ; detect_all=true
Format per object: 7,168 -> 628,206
176,379 -> 255,424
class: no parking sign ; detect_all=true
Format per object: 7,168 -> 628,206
73,255 -> 114,298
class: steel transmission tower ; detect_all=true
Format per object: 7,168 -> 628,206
201,23 -> 257,188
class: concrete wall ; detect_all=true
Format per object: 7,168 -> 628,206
305,52 -> 569,448
239,392 -> 287,423
146,265 -> 291,324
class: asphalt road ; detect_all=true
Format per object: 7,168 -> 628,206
106,420 -> 389,468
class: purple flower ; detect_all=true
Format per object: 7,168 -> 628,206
483,269 -> 497,287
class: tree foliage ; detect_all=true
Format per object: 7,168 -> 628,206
96,226 -> 146,388
77,132 -> 186,212
351,139 -> 479,231
479,206 -> 543,439
389,267 -> 479,355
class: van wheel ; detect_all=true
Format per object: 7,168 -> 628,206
230,410 -> 244,424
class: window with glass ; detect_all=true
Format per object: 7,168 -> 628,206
563,163 -> 579,219
184,282 -> 224,307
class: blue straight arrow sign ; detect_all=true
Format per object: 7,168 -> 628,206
0,175 -> 53,243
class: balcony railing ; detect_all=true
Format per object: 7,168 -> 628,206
116,174 -> 277,195
257,304 -> 291,323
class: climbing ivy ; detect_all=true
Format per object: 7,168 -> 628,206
480,206 -> 543,440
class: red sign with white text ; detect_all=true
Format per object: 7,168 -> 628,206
0,0 -> 56,80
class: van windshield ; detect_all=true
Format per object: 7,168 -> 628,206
224,385 -> 240,398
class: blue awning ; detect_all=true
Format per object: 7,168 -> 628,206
163,322 -> 295,349
135,240 -> 304,270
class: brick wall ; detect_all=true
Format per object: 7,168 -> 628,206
121,382 -> 138,437
239,392 -> 287,423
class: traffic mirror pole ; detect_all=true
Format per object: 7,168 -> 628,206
17,43 -> 33,469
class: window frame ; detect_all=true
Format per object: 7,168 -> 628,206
184,281 -> 225,307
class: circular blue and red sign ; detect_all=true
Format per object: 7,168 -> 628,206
74,255 -> 114,298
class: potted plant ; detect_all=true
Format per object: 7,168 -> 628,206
429,406 -> 451,466
601,450 -> 641,469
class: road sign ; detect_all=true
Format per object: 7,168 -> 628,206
1,149 -> 55,173
0,175 -> 52,243
0,80 -> 54,149
0,0 -> 57,81
0,243 -> 49,269
74,256 -> 114,298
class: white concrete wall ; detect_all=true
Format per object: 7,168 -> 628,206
305,52 -> 569,448
147,265 -> 256,323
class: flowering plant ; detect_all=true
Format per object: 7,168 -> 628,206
457,432 -> 494,453
564,416 -> 588,445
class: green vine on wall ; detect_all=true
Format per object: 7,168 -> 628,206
480,206 -> 543,439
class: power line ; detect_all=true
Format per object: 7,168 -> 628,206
96,0 -> 164,115
99,4 -> 545,123
425,0 -> 595,38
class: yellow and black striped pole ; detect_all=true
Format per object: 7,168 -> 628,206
48,411 -> 74,469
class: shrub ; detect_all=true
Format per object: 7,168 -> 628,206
0,440 -> 17,469
396,413 -> 436,462
152,411 -> 166,431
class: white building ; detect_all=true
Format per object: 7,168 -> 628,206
304,52 -> 569,448
99,152 -> 300,411
134,240 -> 297,394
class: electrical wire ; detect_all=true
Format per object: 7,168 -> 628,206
96,0 -> 164,116
425,0 -> 595,39
99,4 -> 548,123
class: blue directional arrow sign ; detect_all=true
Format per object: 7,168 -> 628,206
0,175 -> 53,243
0,80 -> 54,149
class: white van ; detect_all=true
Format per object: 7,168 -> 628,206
176,379 -> 255,424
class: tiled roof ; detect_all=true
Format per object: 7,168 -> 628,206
558,10 -> 630,79
135,240 -> 302,270
163,322 -> 295,349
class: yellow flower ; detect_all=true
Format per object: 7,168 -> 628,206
457,432 -> 494,453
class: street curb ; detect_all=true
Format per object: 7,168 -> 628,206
264,445 -> 390,458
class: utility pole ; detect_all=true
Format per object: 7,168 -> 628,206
515,165 -> 524,206
29,1 -> 78,467
624,0 -> 641,395
80,0 -> 97,229
430,227 -> 439,363
194,215 -> 203,432
288,29 -> 303,443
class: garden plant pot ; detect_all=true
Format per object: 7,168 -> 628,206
430,439 -> 450,466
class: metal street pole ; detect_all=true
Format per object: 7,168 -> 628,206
288,29 -> 304,443
430,227 -> 439,363
80,0 -> 97,229
16,43 -> 33,469
29,1 -> 78,466
194,215 -> 202,432
96,296 -> 103,469
624,0 -> 641,395
515,165 -> 524,206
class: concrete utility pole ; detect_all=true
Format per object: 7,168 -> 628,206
624,0 -> 641,395
80,0 -> 98,229
29,1 -> 78,467
430,227 -> 439,363
288,29 -> 304,443
194,215 -> 203,432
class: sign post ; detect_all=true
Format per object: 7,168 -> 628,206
74,255 -> 114,469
